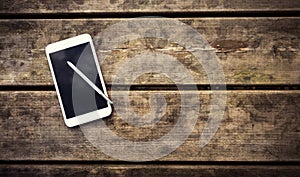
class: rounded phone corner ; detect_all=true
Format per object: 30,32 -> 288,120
45,44 -> 53,54
64,119 -> 77,128
81,33 -> 92,40
99,104 -> 113,120
107,104 -> 113,116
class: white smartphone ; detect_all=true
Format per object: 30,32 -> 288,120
45,34 -> 112,127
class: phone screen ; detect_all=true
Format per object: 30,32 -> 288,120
49,42 -> 108,119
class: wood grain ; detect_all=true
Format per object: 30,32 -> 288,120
1,165 -> 300,177
0,18 -> 299,85
0,90 -> 299,161
1,0 -> 299,13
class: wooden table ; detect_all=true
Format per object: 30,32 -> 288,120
0,0 -> 299,176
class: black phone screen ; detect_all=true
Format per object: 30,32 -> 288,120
49,42 -> 108,119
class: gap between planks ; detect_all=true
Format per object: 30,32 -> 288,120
0,84 -> 299,91
0,160 -> 300,165
1,10 -> 300,19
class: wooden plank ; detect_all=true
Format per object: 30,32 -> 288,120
0,90 -> 299,161
1,165 -> 300,177
0,18 -> 299,85
1,0 -> 299,13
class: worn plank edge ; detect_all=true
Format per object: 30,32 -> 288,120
0,164 -> 299,177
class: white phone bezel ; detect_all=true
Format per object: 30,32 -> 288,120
45,34 -> 112,127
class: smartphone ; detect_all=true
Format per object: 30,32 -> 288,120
45,34 -> 112,127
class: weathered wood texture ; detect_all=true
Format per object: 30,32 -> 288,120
1,165 -> 300,177
0,18 -> 299,85
1,0 -> 300,13
0,91 -> 299,161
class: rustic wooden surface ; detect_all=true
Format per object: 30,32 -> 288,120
0,18 -> 299,85
0,0 -> 299,176
1,0 -> 300,13
1,165 -> 300,177
0,91 -> 299,161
